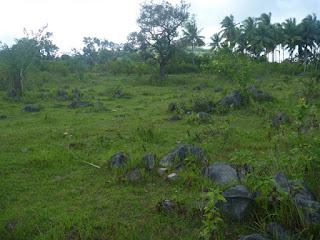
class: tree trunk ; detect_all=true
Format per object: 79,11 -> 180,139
159,62 -> 165,81
9,69 -> 24,97
192,44 -> 195,65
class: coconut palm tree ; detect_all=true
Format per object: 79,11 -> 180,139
220,15 -> 238,49
257,13 -> 276,61
209,33 -> 223,51
282,18 -> 300,60
298,14 -> 318,64
240,17 -> 262,57
182,17 -> 205,64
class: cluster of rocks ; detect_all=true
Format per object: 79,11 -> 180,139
275,172 -> 320,225
109,144 -> 207,182
240,222 -> 297,240
271,112 -> 290,128
218,90 -> 248,109
108,145 -> 319,238
248,85 -> 273,102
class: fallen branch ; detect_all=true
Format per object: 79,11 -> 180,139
82,161 -> 101,169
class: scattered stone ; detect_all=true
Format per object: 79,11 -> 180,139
204,163 -> 238,185
266,222 -> 295,240
127,168 -> 141,182
110,152 -> 129,168
72,88 -> 82,100
90,102 -> 107,112
240,234 -> 269,240
218,185 -> 255,221
23,104 -> 40,112
0,115 -> 7,120
157,168 -> 168,176
157,199 -> 178,213
271,112 -> 290,128
167,173 -> 178,181
168,102 -> 178,112
160,144 -> 207,168
69,101 -> 92,109
218,90 -> 247,108
113,89 -> 125,98
293,195 -> 320,224
5,219 -> 18,232
67,225 -> 80,240
248,85 -> 273,102
236,164 -> 254,181
192,97 -> 214,113
274,172 -> 291,193
56,89 -> 69,100
214,87 -> 224,93
197,112 -> 212,124
169,115 -> 182,121
274,172 -> 320,224
143,153 -> 156,171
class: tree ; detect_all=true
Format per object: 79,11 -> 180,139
282,18 -> 300,60
220,15 -> 238,49
182,16 -> 205,64
0,25 -> 58,96
132,0 -> 190,80
209,33 -> 223,51
240,17 -> 263,58
257,13 -> 276,61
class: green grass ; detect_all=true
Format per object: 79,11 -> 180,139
0,73 -> 319,239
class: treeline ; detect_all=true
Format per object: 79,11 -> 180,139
212,13 -> 320,64
0,1 -> 319,97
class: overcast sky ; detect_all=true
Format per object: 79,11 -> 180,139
1,0 -> 319,53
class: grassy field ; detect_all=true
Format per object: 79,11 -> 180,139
0,73 -> 319,239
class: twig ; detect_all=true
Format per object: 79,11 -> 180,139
82,161 -> 101,169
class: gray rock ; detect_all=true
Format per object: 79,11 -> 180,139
204,163 -> 238,185
266,222 -> 295,240
219,185 -> 255,221
157,199 -> 178,213
23,104 -> 40,112
69,101 -> 92,108
290,179 -> 316,201
168,102 -> 178,112
274,172 -> 320,225
192,98 -> 214,113
169,115 -> 182,121
56,89 -> 69,100
274,172 -> 291,193
236,164 -> 254,181
5,219 -> 18,232
167,173 -> 178,181
293,195 -> 320,224
113,89 -> 125,98
110,152 -> 129,168
271,112 -> 290,128
249,85 -> 273,102
127,168 -> 141,182
72,88 -> 82,100
143,153 -> 156,170
218,90 -> 247,108
240,234 -> 269,240
157,168 -> 168,176
160,144 -> 207,168
197,112 -> 212,124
